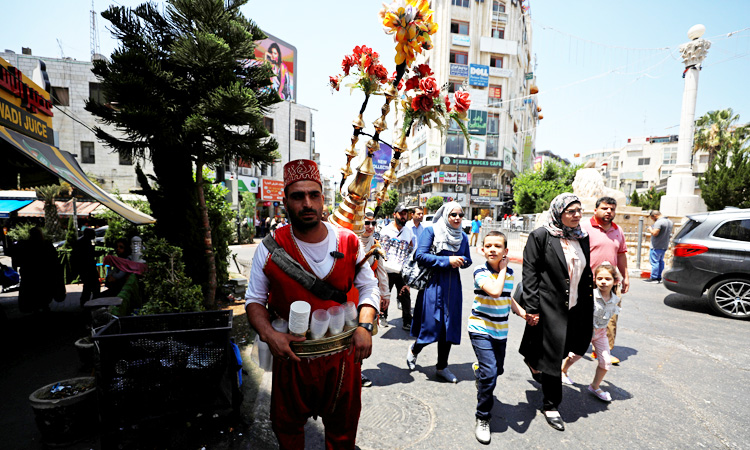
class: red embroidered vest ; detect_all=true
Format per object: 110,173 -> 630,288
263,225 -> 360,320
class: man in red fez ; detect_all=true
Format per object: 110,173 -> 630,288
245,159 -> 379,449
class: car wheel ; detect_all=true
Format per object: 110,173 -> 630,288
707,278 -> 750,320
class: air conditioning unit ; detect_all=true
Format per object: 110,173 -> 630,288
240,167 -> 251,176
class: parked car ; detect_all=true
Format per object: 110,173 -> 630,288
663,208 -> 750,320
423,213 -> 471,234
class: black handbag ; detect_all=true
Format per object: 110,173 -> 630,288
401,245 -> 434,290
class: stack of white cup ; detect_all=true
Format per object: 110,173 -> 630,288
328,305 -> 345,336
310,309 -> 330,340
289,301 -> 311,337
344,301 -> 359,329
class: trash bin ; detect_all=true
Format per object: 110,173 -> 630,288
92,310 -> 234,426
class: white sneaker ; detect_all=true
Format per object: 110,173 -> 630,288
406,344 -> 417,371
561,373 -> 574,385
475,418 -> 491,444
436,368 -> 458,383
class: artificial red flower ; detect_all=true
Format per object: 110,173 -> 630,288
411,94 -> 434,112
341,55 -> 357,76
372,64 -> 389,83
419,77 -> 439,98
329,75 -> 341,91
404,76 -> 420,91
445,94 -> 452,112
416,64 -> 433,78
454,90 -> 471,113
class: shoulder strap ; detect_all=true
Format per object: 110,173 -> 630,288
262,234 -> 348,304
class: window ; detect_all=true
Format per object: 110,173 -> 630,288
89,82 -> 105,104
451,0 -> 469,7
486,134 -> 499,158
445,132 -> 465,155
713,219 -> 750,242
663,146 -> 677,164
490,56 -> 503,68
661,169 -> 672,179
493,1 -> 506,13
80,141 -> 95,164
487,113 -> 500,135
638,157 -> 650,165
491,27 -> 505,39
260,164 -> 274,177
449,51 -> 469,65
119,152 -> 133,166
448,81 -> 463,93
51,87 -> 69,106
412,142 -> 426,161
635,181 -> 649,189
699,154 -> 709,164
264,117 -> 274,134
488,85 -> 502,107
450,21 -> 469,35
295,120 -> 306,142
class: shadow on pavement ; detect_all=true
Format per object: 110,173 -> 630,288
489,392 -> 538,434
663,293 -> 714,316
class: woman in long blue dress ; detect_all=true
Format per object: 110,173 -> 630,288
406,201 -> 472,383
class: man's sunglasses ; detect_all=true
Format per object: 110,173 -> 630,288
449,213 -> 465,218
364,220 -> 377,226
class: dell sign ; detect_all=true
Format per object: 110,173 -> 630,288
469,64 -> 489,87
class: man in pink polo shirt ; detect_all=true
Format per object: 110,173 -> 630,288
581,196 -> 629,365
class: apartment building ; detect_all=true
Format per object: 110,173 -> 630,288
393,0 -> 538,220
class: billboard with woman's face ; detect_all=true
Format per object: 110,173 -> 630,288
254,35 -> 296,102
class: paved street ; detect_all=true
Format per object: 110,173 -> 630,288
244,245 -> 750,450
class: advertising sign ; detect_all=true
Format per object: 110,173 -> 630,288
470,139 -> 486,159
467,87 -> 488,110
489,67 -> 513,78
442,156 -> 503,168
239,33 -> 297,102
370,142 -> 393,194
424,171 -> 472,184
523,135 -> 533,171
420,193 -> 466,204
479,188 -> 499,197
449,64 -> 469,78
0,58 -> 54,145
525,72 -> 534,80
260,178 -> 284,201
238,175 -> 259,193
452,35 -> 471,47
468,110 -> 487,135
503,148 -> 514,173
469,64 -> 489,87
533,156 -> 543,171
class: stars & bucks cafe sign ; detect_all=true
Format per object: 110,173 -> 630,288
0,58 -> 54,145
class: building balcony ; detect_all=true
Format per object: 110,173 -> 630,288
492,12 -> 508,23
480,37 -> 518,56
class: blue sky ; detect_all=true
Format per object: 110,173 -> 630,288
4,0 -> 749,175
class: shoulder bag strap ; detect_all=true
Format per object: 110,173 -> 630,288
262,234 -> 348,304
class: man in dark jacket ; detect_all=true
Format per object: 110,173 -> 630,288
72,228 -> 100,306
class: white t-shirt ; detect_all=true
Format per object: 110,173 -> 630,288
245,222 -> 379,313
379,223 -> 416,274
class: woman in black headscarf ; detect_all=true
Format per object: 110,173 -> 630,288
519,193 -> 593,431
16,227 -> 65,313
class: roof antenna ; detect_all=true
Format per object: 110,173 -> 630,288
90,0 -> 101,61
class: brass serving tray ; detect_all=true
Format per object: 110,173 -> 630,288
290,327 -> 356,357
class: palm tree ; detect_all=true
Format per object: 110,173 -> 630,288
693,108 -> 749,167
36,185 -> 62,241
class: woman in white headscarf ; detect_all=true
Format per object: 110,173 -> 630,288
405,201 -> 472,383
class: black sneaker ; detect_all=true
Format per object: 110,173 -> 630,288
361,374 -> 372,387
643,278 -> 660,283
402,323 -> 411,331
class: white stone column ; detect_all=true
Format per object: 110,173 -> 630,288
660,25 -> 711,216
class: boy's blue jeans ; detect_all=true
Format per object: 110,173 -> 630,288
470,332 -> 507,421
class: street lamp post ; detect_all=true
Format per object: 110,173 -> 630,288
660,24 -> 711,216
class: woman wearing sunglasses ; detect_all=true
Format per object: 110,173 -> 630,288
406,201 -> 472,383
518,193 -> 594,431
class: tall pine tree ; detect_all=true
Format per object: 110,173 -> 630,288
698,139 -> 750,210
86,0 -> 280,307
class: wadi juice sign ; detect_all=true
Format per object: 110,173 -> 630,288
0,57 -> 54,144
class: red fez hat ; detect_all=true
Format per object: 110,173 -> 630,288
283,159 -> 322,188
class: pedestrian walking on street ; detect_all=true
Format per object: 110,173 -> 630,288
561,262 -> 621,403
580,196 -> 629,364
380,204 -> 416,330
469,231 -> 527,444
644,210 -> 674,283
406,201 -> 472,384
519,193 -> 594,431
470,215 -> 482,247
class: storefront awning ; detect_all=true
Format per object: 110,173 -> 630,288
17,200 -> 103,218
0,199 -> 33,218
0,126 -> 155,224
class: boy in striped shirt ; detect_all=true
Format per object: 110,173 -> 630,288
470,231 -> 527,445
